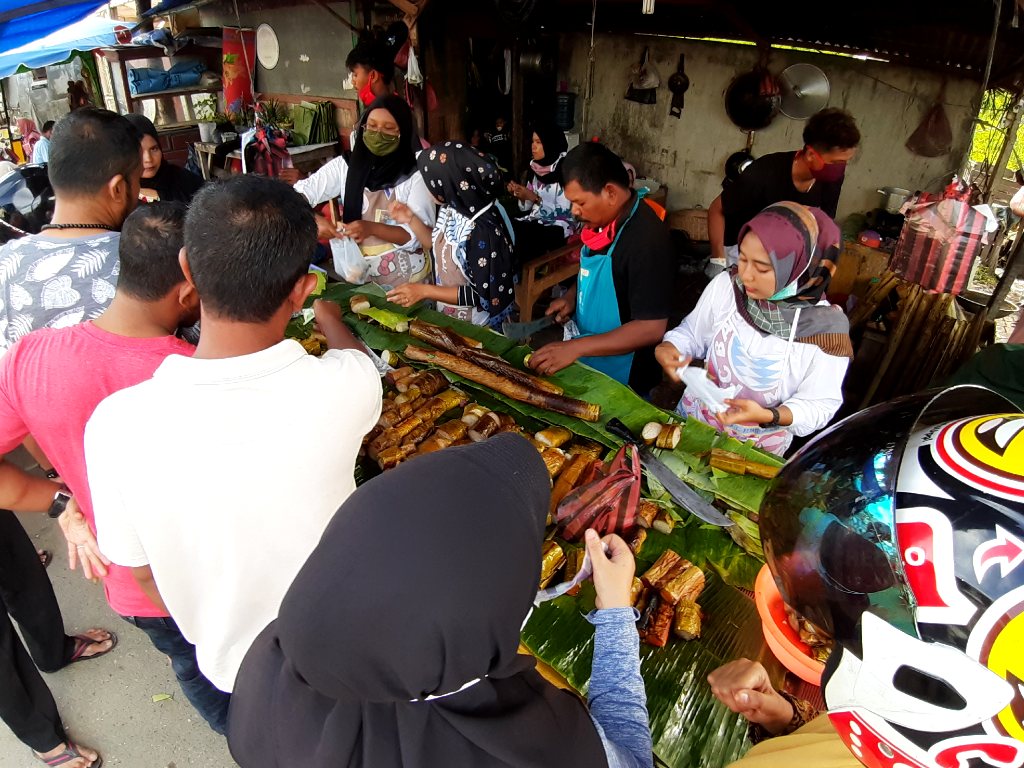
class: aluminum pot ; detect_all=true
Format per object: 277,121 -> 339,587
877,186 -> 911,214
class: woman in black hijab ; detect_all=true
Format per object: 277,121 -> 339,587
292,95 -> 436,288
227,434 -> 653,768
387,142 -> 517,328
124,114 -> 205,204
507,121 -> 578,267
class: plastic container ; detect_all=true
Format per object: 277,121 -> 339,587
555,92 -> 577,131
753,565 -> 825,686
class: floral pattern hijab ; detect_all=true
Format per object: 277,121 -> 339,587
420,142 -> 516,323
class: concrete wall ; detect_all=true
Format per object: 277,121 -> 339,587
198,0 -> 358,98
560,34 -> 978,220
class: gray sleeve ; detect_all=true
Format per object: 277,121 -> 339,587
587,607 -> 654,768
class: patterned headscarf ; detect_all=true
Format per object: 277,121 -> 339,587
733,202 -> 852,357
420,142 -> 516,323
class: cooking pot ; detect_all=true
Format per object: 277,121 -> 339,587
725,150 -> 754,181
725,69 -> 780,132
877,186 -> 911,214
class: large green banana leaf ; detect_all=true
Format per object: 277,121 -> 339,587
297,283 -> 790,767
522,527 -> 786,768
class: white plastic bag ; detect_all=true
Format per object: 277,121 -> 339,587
331,237 -> 370,284
406,46 -> 423,86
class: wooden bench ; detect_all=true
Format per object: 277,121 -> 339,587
516,243 -> 581,322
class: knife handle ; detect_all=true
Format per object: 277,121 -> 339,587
606,418 -> 641,446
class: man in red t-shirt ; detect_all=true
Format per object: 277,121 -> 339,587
0,203 -> 231,734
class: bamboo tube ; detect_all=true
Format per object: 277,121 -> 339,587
404,346 -> 600,422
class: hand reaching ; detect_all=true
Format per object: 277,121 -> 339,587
58,498 -> 109,582
654,343 -> 691,383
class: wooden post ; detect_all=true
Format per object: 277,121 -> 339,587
511,39 -> 524,179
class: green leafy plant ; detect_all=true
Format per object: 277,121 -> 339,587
194,94 -> 219,122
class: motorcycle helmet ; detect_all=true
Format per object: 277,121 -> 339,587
0,164 -> 54,243
760,386 -> 1024,768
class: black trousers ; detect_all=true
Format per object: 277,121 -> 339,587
0,510 -> 72,753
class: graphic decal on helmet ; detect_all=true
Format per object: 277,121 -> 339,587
974,527 -> 1024,584
967,585 -> 1024,743
931,415 -> 1024,501
895,507 -> 977,626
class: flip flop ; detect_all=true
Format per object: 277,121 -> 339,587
38,549 -> 52,568
34,742 -> 102,767
68,630 -> 117,664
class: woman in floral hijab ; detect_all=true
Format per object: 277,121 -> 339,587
387,142 -> 516,328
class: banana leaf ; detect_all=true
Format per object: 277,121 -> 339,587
522,529 -> 785,768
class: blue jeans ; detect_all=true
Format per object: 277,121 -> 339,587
121,615 -> 230,735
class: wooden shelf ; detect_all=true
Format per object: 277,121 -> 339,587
130,84 -> 219,101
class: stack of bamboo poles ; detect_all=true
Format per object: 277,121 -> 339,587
850,271 -> 987,408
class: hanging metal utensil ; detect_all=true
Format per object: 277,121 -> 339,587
667,53 -> 690,118
724,67 -> 780,131
778,63 -> 830,119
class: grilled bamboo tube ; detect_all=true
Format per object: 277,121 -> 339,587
349,295 -> 371,313
368,415 -> 423,459
564,548 -> 586,596
709,448 -> 781,479
377,443 -> 416,470
415,434 -> 452,455
413,389 -> 470,423
549,453 -> 592,515
629,529 -> 647,555
409,320 -> 563,395
378,396 -> 422,428
659,565 -> 705,606
461,403 -> 488,427
404,346 -> 600,421
402,422 -> 433,447
397,370 -> 447,396
673,600 -> 702,640
469,412 -> 502,441
641,550 -> 682,589
636,500 -> 659,529
641,422 -> 664,445
541,448 -> 568,478
629,577 -> 645,606
434,419 -> 469,442
385,368 -> 413,387
539,540 -> 565,588
568,440 -> 604,460
655,424 -> 681,450
535,426 -> 572,449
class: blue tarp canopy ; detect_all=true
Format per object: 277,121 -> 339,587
0,0 -> 109,52
0,14 -> 125,78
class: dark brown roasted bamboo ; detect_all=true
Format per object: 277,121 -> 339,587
404,345 -> 600,422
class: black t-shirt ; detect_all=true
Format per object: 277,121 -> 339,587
721,151 -> 843,247
586,197 -> 674,394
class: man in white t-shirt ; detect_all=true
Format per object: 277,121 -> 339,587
85,175 -> 382,695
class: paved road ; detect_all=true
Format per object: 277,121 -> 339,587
0,512 -> 237,767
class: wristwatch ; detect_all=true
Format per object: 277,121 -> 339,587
759,407 -> 781,429
47,485 -> 73,519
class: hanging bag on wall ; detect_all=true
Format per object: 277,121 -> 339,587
625,46 -> 659,105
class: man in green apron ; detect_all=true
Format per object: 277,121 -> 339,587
529,142 -> 674,394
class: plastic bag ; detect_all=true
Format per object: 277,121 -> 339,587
625,47 -> 659,105
331,238 -> 370,284
906,83 -> 953,157
406,46 -> 423,86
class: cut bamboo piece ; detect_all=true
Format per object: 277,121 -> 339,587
377,443 -> 416,470
549,453 -> 592,515
642,422 -> 664,445
434,419 -> 469,443
709,448 -> 780,479
413,389 -> 470,423
636,499 -> 659,529
405,345 -> 600,422
652,510 -> 676,535
535,426 -> 572,449
540,540 -> 565,588
673,600 -> 702,640
350,295 -> 371,313
659,564 -> 705,606
461,403 -> 489,426
629,528 -> 647,555
469,412 -> 502,442
385,366 -> 414,387
654,424 -> 681,450
641,550 -> 682,589
541,448 -> 568,478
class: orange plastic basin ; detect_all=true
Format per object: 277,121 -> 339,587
753,564 -> 824,686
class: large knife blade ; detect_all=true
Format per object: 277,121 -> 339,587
606,418 -> 733,527
501,314 -> 555,342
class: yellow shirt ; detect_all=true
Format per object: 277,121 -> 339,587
727,715 -> 860,768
